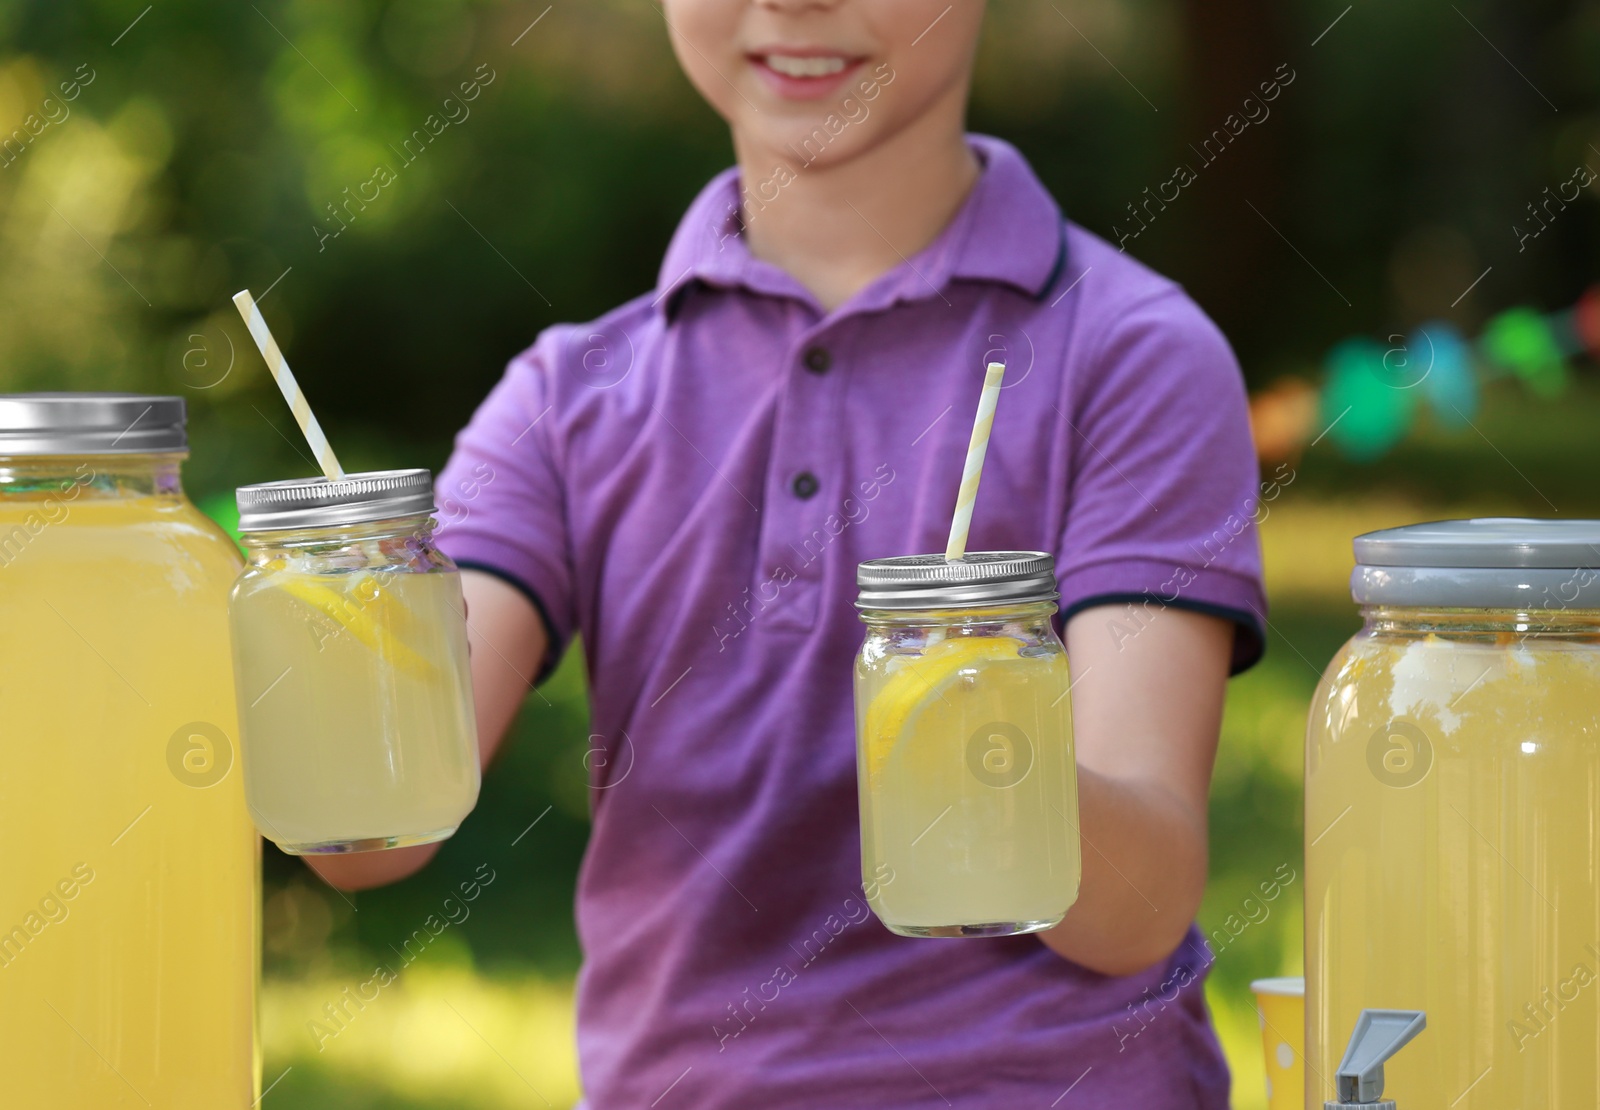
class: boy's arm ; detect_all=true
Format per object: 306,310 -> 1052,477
306,569 -> 547,891
1037,604 -> 1232,977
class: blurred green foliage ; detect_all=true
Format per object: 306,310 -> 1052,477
2,1 -> 1598,1106
2,1 -> 1594,498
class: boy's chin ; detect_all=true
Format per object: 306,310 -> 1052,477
742,119 -> 879,173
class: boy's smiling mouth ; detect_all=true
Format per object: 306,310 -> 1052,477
763,55 -> 847,78
748,47 -> 867,100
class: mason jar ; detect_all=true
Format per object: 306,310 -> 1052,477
230,469 -> 480,854
0,392 -> 258,1105
1306,518 -> 1600,1109
854,552 -> 1081,937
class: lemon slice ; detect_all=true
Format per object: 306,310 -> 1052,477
862,635 -> 1024,786
273,570 -> 434,677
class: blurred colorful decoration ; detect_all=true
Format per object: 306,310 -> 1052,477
1249,284 -> 1597,463
1415,322 -> 1478,428
1320,339 -> 1417,462
1571,286 -> 1600,362
200,491 -> 244,545
1247,377 -> 1320,465
1481,307 -> 1568,399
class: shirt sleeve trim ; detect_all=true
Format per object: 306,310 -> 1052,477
453,559 -> 566,685
1060,591 -> 1266,676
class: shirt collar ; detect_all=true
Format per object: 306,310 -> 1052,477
655,134 -> 1066,319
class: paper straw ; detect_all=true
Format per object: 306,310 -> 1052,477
944,361 -> 1006,561
231,289 -> 345,482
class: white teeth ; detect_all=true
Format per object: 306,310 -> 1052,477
765,55 -> 847,78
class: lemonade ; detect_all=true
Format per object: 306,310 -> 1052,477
1307,622 -> 1600,1107
231,565 -> 479,851
854,551 -> 1080,938
230,470 -> 480,854
0,464 -> 258,1105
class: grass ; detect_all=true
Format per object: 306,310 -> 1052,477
262,967 -> 580,1109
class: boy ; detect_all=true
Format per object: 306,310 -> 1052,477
315,2 -> 1266,1106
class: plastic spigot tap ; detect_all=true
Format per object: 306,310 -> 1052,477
1324,1009 -> 1426,1109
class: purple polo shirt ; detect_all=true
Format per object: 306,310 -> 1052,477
436,135 -> 1266,1109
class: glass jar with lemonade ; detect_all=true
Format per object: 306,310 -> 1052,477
0,393 -> 258,1107
1306,518 -> 1600,1109
230,470 -> 480,854
854,552 -> 1081,937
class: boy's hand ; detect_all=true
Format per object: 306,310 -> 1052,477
304,841 -> 445,892
1037,605 -> 1232,977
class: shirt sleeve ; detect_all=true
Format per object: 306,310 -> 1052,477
1056,288 -> 1269,674
433,341 -> 574,681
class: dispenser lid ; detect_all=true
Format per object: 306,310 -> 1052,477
1352,518 -> 1600,609
1356,518 -> 1600,569
0,393 -> 187,455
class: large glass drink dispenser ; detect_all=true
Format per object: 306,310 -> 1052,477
0,394 -> 259,1106
1306,519 -> 1600,1108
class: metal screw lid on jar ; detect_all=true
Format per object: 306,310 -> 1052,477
0,393 -> 186,455
1352,518 -> 1600,609
856,552 -> 1059,611
236,469 -> 435,532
